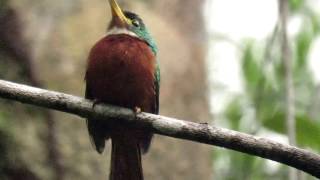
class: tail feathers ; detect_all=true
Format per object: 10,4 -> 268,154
87,118 -> 109,154
93,137 -> 105,154
110,134 -> 143,180
140,132 -> 153,154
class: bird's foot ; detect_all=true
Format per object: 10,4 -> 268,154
134,106 -> 142,114
92,99 -> 102,109
133,107 -> 142,119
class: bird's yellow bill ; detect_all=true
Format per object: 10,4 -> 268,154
108,0 -> 132,25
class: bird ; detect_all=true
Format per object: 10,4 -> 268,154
84,0 -> 159,180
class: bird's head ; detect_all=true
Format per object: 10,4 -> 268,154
107,0 -> 157,55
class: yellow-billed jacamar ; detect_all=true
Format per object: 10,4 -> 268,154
85,0 -> 159,180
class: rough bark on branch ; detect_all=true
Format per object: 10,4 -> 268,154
0,79 -> 319,178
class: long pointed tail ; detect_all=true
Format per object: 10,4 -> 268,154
110,133 -> 143,180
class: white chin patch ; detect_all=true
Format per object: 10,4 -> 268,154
106,27 -> 138,37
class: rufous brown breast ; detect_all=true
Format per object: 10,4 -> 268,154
85,34 -> 156,113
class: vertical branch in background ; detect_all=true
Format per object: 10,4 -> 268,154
308,85 -> 320,120
279,0 -> 297,180
44,112 -> 65,180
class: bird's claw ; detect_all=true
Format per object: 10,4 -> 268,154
134,106 -> 142,114
92,99 -> 102,109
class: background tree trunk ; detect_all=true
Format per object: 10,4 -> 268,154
0,1 -> 64,180
145,1 -> 212,179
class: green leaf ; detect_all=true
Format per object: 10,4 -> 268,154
225,98 -> 243,130
296,116 -> 320,151
263,113 -> 320,151
295,28 -> 313,69
289,0 -> 304,12
253,76 -> 284,124
263,112 -> 285,133
228,151 -> 258,180
308,9 -> 320,34
242,43 -> 262,92
273,56 -> 285,86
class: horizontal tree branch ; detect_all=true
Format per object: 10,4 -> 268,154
0,79 -> 319,178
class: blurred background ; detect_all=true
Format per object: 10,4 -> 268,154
0,0 -> 319,180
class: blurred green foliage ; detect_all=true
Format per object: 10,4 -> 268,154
214,1 -> 320,179
242,43 -> 262,92
289,0 -> 304,12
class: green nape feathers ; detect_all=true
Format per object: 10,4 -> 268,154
124,11 -> 158,55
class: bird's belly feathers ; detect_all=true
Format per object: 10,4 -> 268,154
85,34 -> 156,112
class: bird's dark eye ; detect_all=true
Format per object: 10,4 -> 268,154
132,19 -> 140,27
